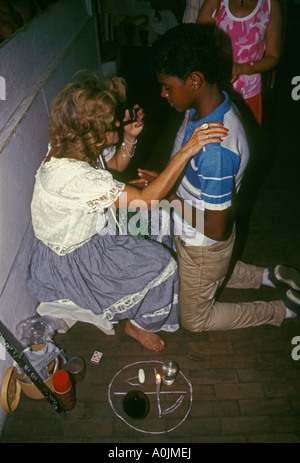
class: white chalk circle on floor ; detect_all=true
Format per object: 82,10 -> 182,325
108,360 -> 193,434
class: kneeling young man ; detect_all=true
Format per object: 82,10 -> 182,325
149,23 -> 300,331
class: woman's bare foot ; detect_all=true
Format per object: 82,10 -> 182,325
124,320 -> 165,352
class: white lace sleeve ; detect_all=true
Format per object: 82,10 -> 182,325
85,180 -> 125,211
64,165 -> 125,211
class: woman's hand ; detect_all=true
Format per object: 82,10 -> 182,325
123,105 -> 145,140
179,122 -> 228,160
107,105 -> 145,172
129,169 -> 158,189
231,62 -> 243,82
231,62 -> 252,83
128,123 -> 227,188
116,123 -> 228,208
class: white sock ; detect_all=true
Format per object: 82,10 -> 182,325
285,308 -> 297,319
262,268 -> 276,287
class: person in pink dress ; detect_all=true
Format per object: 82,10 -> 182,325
197,0 -> 282,124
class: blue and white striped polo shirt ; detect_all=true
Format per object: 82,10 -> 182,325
173,92 -> 249,246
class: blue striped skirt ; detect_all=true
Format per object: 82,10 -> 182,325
26,232 -> 179,333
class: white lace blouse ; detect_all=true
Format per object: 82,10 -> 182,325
31,148 -> 125,255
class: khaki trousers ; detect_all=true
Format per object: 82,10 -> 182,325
174,232 -> 286,332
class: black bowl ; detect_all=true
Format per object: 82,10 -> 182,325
122,390 -> 150,420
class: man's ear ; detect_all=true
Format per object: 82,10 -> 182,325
189,72 -> 203,91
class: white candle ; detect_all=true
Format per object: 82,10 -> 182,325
155,372 -> 162,418
156,373 -> 161,394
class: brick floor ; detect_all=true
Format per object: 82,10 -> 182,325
1,5 -> 300,445
1,318 -> 300,443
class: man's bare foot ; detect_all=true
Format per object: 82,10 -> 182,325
124,320 -> 165,352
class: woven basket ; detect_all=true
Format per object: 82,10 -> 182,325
14,344 -> 59,400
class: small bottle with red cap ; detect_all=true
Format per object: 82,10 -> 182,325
52,370 -> 76,411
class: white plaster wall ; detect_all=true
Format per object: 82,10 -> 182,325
0,0 -> 101,433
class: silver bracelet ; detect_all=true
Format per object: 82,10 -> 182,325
124,136 -> 137,145
121,137 -> 137,159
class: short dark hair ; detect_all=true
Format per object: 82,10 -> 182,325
150,23 -> 232,85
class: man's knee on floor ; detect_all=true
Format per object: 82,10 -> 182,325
180,314 -> 205,332
180,300 -> 214,332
